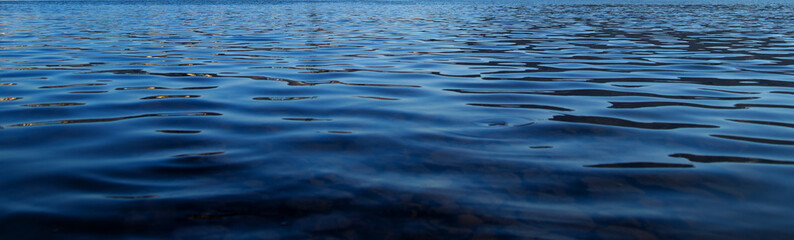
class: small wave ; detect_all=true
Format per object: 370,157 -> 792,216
549,114 -> 719,130
116,86 -> 217,90
584,162 -> 694,168
282,118 -> 332,122
357,96 -> 400,101
727,119 -> 794,129
39,83 -> 106,89
608,101 -> 738,109
171,152 -> 225,158
8,112 -> 221,128
670,153 -> 794,165
156,130 -> 202,134
22,102 -> 86,107
468,103 -> 572,111
140,95 -> 201,100
711,134 -> 794,146
445,89 -> 759,100
253,96 -> 317,101
69,91 -> 107,94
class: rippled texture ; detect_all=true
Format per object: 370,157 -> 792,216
2,0 -> 794,239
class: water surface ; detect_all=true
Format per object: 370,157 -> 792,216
1,0 -> 794,239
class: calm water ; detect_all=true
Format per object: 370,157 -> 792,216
2,0 -> 794,239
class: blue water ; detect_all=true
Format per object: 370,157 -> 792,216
1,0 -> 794,239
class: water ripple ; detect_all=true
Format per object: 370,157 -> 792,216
549,114 -> 720,129
711,134 -> 794,146
21,102 -> 86,107
584,162 -> 694,168
2,1 -> 794,239
7,112 -> 222,128
671,153 -> 794,165
445,88 -> 760,100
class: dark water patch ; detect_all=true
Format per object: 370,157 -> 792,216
529,146 -> 553,149
711,134 -> 794,146
116,86 -> 217,90
7,112 -> 221,128
156,130 -> 202,134
735,103 -> 794,109
468,103 -> 573,111
587,77 -> 794,88
728,119 -> 794,129
251,65 -> 431,75
105,195 -> 158,200
45,63 -> 105,67
282,118 -> 332,122
549,114 -> 719,130
327,131 -> 354,134
170,151 -> 225,158
236,74 -> 420,88
608,101 -> 739,109
585,162 -> 695,168
1,67 -> 90,71
671,153 -> 794,165
253,96 -> 317,101
608,102 -> 794,110
89,69 -> 220,78
21,102 -> 86,107
326,80 -> 421,88
445,88 -> 759,100
611,84 -> 646,88
357,96 -> 400,101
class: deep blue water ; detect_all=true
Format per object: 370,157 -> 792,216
1,0 -> 794,239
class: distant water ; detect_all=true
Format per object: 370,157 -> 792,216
1,0 -> 794,239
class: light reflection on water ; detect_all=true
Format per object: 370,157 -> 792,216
1,0 -> 794,239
